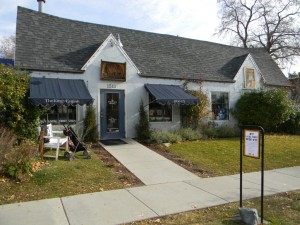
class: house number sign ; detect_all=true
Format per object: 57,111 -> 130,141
107,83 -> 116,88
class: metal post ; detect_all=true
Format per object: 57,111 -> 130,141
240,127 -> 243,207
261,128 -> 265,224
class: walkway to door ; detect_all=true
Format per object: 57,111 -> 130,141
99,139 -> 199,185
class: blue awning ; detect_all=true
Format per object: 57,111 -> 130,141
144,84 -> 199,105
0,58 -> 14,66
30,77 -> 93,106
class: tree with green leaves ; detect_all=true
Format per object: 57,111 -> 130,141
232,89 -> 294,131
0,64 -> 42,140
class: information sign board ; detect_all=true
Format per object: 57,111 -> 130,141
244,129 -> 260,158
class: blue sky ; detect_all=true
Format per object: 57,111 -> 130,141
0,0 -> 299,73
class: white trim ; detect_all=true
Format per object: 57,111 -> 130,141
81,34 -> 141,74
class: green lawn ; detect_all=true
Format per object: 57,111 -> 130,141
127,190 -> 300,225
127,134 -> 300,225
168,135 -> 300,176
0,148 -> 136,205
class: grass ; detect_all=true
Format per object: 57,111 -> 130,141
127,190 -> 300,225
167,135 -> 300,176
126,134 -> 300,224
0,148 -> 135,205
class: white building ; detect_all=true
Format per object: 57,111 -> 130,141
15,7 -> 292,140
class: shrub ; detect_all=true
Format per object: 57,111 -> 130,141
232,89 -> 294,132
0,127 -> 15,153
82,105 -> 99,143
276,111 -> 300,134
0,128 -> 37,181
215,125 -> 240,138
0,65 -> 42,141
200,123 -> 239,138
135,100 -> 151,141
150,130 -> 182,144
200,122 -> 218,139
181,81 -> 210,129
178,128 -> 202,141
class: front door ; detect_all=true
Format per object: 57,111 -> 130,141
100,89 -> 125,139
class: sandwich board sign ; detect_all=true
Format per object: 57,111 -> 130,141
244,130 -> 260,158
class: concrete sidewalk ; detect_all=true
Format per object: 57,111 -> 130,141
100,139 -> 199,185
0,139 -> 299,225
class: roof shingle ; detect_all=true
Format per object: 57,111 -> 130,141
15,7 -> 291,86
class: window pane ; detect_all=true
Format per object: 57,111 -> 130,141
58,106 -> 68,124
48,107 -> 59,125
211,92 -> 229,120
40,105 -> 77,125
149,96 -> 172,122
244,68 -> 256,89
106,93 -> 119,133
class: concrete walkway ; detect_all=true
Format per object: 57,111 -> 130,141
0,139 -> 299,225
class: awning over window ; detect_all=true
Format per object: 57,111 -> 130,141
30,77 -> 94,106
144,84 -> 199,105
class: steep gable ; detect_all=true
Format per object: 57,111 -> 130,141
81,33 -> 140,74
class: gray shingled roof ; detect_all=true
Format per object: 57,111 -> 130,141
15,7 -> 291,86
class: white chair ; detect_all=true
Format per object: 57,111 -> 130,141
43,124 -> 68,160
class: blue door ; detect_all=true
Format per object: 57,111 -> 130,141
100,89 -> 125,139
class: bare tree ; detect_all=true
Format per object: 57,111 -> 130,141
216,0 -> 300,68
0,35 -> 15,59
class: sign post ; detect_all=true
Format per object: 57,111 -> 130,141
240,125 -> 265,224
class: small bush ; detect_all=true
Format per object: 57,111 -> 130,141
201,123 -> 239,138
83,105 -> 99,143
178,128 -> 202,141
276,111 -> 300,134
0,127 -> 15,152
0,131 -> 37,181
200,122 -> 218,138
215,125 -> 240,138
135,101 -> 151,141
150,130 -> 182,143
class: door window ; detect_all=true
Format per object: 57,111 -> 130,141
106,93 -> 119,133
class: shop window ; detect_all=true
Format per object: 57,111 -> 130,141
149,96 -> 172,122
40,105 -> 76,125
211,92 -> 229,120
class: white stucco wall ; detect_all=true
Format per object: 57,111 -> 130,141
31,42 -> 264,138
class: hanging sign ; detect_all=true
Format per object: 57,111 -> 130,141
244,129 -> 260,158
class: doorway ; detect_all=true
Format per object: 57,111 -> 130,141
100,89 -> 125,139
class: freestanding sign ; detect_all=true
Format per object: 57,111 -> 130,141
240,125 -> 265,224
244,130 -> 260,158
